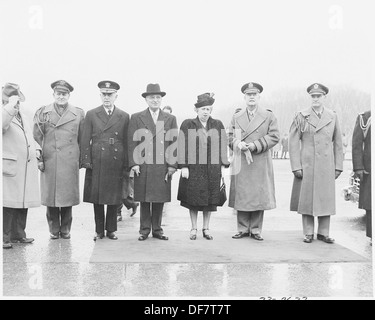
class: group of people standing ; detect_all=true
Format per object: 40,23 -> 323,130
2,80 -> 372,250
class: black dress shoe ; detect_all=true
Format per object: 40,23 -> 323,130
11,238 -> 34,244
50,233 -> 59,240
303,234 -> 314,243
3,243 -> 12,249
250,233 -> 264,241
130,203 -> 139,217
232,232 -> 250,239
153,234 -> 169,240
94,233 -> 104,241
107,232 -> 118,240
60,233 -> 71,239
138,235 -> 148,241
317,234 -> 335,244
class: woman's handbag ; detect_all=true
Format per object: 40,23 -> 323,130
218,177 -> 227,206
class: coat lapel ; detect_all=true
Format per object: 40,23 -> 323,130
300,108 -> 319,129
236,107 -> 267,140
315,108 -> 333,132
140,108 -> 156,135
96,106 -> 110,127
103,106 -> 122,131
56,104 -> 78,127
155,110 -> 169,137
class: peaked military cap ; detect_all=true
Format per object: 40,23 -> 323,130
51,80 -> 74,93
241,82 -> 263,94
307,83 -> 329,95
98,80 -> 120,93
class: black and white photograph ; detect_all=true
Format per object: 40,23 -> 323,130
1,0 -> 373,305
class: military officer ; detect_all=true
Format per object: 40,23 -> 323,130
80,81 -> 130,241
128,83 -> 178,241
289,83 -> 343,243
228,82 -> 280,241
352,110 -> 371,240
33,80 -> 85,240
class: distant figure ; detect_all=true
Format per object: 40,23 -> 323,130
162,105 -> 173,114
352,110 -> 371,240
342,132 -> 348,160
281,133 -> 289,159
272,142 -> 281,159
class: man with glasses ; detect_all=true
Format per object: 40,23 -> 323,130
33,80 -> 85,240
289,83 -> 343,244
128,83 -> 178,241
80,81 -> 129,241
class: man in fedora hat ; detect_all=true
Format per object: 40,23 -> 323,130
33,80 -> 85,240
289,83 -> 343,244
128,83 -> 178,241
80,81 -> 130,241
228,82 -> 280,241
2,83 -> 40,249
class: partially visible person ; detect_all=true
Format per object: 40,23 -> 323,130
352,110 -> 371,241
117,170 -> 139,221
2,83 -> 40,249
289,83 -> 343,244
33,80 -> 85,240
177,93 -> 230,240
342,132 -> 348,160
80,81 -> 129,241
272,142 -> 281,159
162,105 -> 173,114
281,133 -> 289,159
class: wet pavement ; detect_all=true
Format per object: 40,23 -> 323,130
2,160 -> 373,299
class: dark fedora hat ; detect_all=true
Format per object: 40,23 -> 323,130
2,82 -> 25,102
141,83 -> 166,98
195,92 -> 215,108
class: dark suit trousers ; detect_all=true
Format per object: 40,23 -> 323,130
94,204 -> 118,234
46,206 -> 73,236
3,207 -> 28,242
139,202 -> 164,237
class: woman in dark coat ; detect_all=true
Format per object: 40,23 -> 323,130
177,93 -> 230,240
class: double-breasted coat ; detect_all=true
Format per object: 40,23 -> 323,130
289,107 -> 343,216
228,107 -> 280,211
2,103 -> 40,209
80,106 -> 129,205
128,108 -> 178,203
352,110 -> 371,210
33,103 -> 85,207
177,116 -> 230,207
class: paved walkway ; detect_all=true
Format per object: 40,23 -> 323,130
2,160 -> 373,298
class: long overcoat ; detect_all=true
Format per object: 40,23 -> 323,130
228,107 -> 280,211
289,107 -> 343,216
177,116 -> 230,207
2,103 -> 40,208
33,103 -> 85,207
128,108 -> 178,203
352,110 -> 371,210
80,106 -> 129,205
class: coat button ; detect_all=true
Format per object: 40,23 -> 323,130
102,147 -> 105,151
114,148 -> 118,152
145,130 -> 148,134
114,156 -> 117,160
115,132 -> 118,135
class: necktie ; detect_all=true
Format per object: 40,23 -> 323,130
152,112 -> 157,124
317,113 -> 321,119
108,110 -> 112,117
15,112 -> 23,126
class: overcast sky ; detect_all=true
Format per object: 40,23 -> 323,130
0,0 -> 372,121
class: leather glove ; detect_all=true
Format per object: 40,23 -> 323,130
335,170 -> 342,180
246,142 -> 256,152
131,165 -> 140,176
237,141 -> 249,151
181,167 -> 189,179
293,170 -> 303,179
37,161 -> 45,172
354,169 -> 364,181
165,167 -> 177,181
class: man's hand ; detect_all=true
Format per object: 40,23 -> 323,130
37,161 -> 45,172
335,170 -> 342,180
131,165 -> 140,176
246,142 -> 256,152
81,163 -> 93,170
181,167 -> 189,179
165,167 -> 177,181
354,169 -> 364,181
237,141 -> 249,151
293,170 -> 303,179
